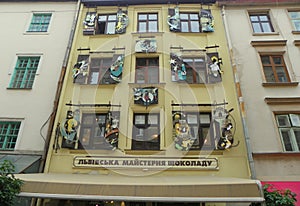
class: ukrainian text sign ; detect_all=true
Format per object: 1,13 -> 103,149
73,156 -> 219,170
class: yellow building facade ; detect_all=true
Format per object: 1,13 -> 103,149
16,0 -> 264,206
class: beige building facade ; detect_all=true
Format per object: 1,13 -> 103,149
16,0 -> 265,205
218,0 -> 300,204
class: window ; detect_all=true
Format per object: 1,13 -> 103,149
260,54 -> 290,83
78,112 -> 119,150
132,113 -> 160,150
9,56 -> 40,89
249,13 -> 274,33
28,13 -> 52,32
180,13 -> 200,33
135,58 -> 159,84
0,121 -> 21,150
137,13 -> 158,32
173,112 -> 214,151
276,114 -> 300,152
288,11 -> 300,31
88,57 -> 112,84
183,57 -> 206,84
96,14 -> 117,34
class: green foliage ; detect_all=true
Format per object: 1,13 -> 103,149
251,184 -> 297,206
0,160 -> 23,206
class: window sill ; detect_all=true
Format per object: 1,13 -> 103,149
69,149 -> 117,155
252,152 -> 300,157
131,32 -> 164,37
6,87 -> 32,90
128,82 -> 166,88
262,82 -> 299,87
23,31 -> 49,35
252,32 -> 279,36
124,150 -> 166,155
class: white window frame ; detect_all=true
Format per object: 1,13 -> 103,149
276,114 -> 300,152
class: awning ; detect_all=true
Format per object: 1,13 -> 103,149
15,173 -> 264,202
0,154 -> 41,173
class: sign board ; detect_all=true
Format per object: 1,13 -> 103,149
73,156 -> 219,170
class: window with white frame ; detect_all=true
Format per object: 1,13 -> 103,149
28,13 -> 52,32
96,14 -> 117,34
180,13 -> 200,33
137,13 -> 158,33
276,114 -> 300,152
9,56 -> 40,89
0,121 -> 21,150
288,11 -> 300,31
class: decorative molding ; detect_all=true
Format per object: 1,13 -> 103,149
294,40 -> 300,46
251,40 -> 287,47
264,97 -> 300,105
262,82 -> 299,87
253,152 -> 300,157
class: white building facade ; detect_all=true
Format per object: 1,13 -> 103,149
0,0 -> 78,173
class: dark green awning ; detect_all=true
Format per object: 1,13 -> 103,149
0,154 -> 41,173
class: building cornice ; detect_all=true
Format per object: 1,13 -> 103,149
217,0 -> 300,6
250,40 -> 287,47
264,97 -> 300,105
82,0 -> 216,6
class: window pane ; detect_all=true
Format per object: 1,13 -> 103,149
190,14 -> 199,20
289,11 -> 300,18
191,21 -> 200,32
138,14 -> 147,20
149,21 -> 157,32
293,20 -> 300,31
149,14 -> 157,20
98,15 -> 107,21
181,22 -> 189,32
276,115 -> 291,127
252,23 -> 262,32
275,67 -> 288,82
139,22 -> 146,32
180,13 -> 188,20
294,129 -> 300,150
250,16 -> 259,21
273,56 -> 282,64
108,15 -> 116,21
187,114 -> 198,124
135,115 -> 146,125
289,114 -> 300,127
259,15 -> 268,21
261,23 -> 272,32
148,115 -> 158,125
136,68 -> 146,83
280,129 -> 293,151
107,22 -> 116,34
148,68 -> 159,83
90,72 -> 99,84
200,114 -> 211,124
263,66 -> 275,82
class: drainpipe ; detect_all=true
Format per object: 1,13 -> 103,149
39,0 -> 82,173
221,5 -> 257,179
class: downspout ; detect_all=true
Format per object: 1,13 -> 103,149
221,5 -> 257,180
39,0 -> 82,173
